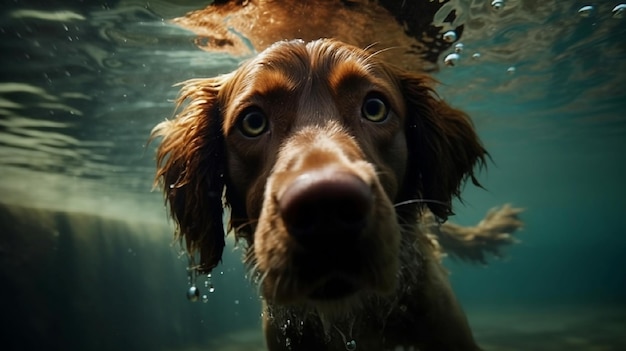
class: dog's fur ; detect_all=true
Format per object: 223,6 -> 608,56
171,0 -> 465,72
151,38 -> 501,350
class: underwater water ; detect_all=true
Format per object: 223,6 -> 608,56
1,0 -> 625,350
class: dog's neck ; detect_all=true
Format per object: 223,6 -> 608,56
261,218 -> 435,349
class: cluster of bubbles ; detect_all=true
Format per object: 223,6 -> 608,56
441,0 -> 511,68
442,34 -> 482,68
186,271 -> 216,303
442,2 -> 625,70
578,4 -> 626,18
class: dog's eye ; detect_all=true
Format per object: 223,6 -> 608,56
238,108 -> 268,137
361,96 -> 389,122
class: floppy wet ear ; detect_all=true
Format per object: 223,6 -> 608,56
151,77 -> 229,273
397,72 -> 487,220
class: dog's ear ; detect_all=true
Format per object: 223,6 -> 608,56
396,71 -> 487,220
151,76 -> 230,273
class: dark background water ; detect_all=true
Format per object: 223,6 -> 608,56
1,0 -> 625,350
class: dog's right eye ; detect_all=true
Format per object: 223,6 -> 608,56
238,108 -> 268,137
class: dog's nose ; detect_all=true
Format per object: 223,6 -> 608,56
279,170 -> 373,247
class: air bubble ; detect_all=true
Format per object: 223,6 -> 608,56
613,4 -> 626,19
472,52 -> 481,60
444,53 -> 460,67
454,43 -> 464,53
209,285 -> 215,293
346,340 -> 357,350
507,66 -> 516,74
578,5 -> 594,18
187,286 -> 200,302
491,0 -> 505,10
202,294 -> 209,303
442,30 -> 457,43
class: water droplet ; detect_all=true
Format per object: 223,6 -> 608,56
613,4 -> 626,18
454,43 -> 464,53
472,52 -> 481,60
444,53 -> 460,67
507,66 -> 516,74
187,266 -> 196,282
346,340 -> 357,350
491,0 -> 505,10
442,30 -> 457,43
187,286 -> 200,302
202,294 -> 209,303
578,5 -> 594,18
285,337 -> 292,349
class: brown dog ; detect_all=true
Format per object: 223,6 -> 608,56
152,39 -> 494,350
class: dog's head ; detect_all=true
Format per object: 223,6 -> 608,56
152,39 -> 485,306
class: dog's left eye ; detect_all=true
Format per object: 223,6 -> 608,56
361,96 -> 389,122
238,108 -> 268,137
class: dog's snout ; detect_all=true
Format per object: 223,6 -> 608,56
279,170 -> 373,247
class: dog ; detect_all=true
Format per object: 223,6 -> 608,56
150,38 -> 515,350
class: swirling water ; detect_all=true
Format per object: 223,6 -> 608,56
1,1 -> 625,350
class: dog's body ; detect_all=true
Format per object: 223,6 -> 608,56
151,38 -> 507,350
172,0 -> 465,72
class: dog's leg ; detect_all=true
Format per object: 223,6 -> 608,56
425,204 -> 524,264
